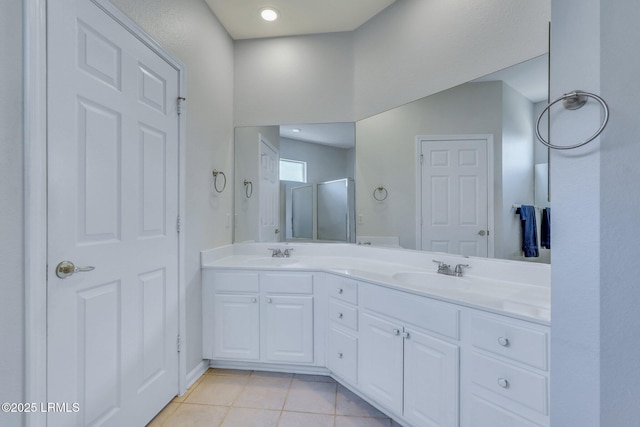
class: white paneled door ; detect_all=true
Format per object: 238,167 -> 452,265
419,137 -> 490,257
259,136 -> 280,241
47,1 -> 180,426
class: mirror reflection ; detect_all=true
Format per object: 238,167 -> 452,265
234,54 -> 550,263
234,123 -> 356,244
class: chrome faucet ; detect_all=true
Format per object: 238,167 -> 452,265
268,248 -> 294,258
433,260 -> 469,277
268,248 -> 283,258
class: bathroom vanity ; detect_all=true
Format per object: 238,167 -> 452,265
201,243 -> 550,427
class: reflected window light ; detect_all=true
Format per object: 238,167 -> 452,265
280,158 -> 307,182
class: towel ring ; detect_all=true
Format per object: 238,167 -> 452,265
373,186 -> 388,201
536,90 -> 610,150
212,170 -> 226,193
243,180 -> 253,198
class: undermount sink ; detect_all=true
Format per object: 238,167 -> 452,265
243,257 -> 299,267
392,271 -> 472,291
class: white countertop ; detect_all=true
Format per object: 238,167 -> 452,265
201,243 -> 551,325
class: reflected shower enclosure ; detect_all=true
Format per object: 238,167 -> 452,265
287,178 -> 355,243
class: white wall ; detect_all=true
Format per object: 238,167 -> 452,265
234,32 -> 355,126
501,83 -> 535,261
233,126 -> 280,243
110,0 -> 235,377
234,0 -> 550,125
0,0 -> 25,424
353,0 -> 550,119
551,1 -> 640,425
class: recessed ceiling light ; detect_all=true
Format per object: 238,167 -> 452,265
292,128 -> 301,133
260,7 -> 279,22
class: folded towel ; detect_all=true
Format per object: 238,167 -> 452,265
541,207 -> 551,249
519,205 -> 539,257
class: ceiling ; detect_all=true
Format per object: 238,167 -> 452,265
204,0 -> 397,40
473,54 -> 549,103
280,123 -> 355,149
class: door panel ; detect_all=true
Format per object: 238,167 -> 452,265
259,136 -> 280,241
47,1 -> 180,425
420,137 -> 489,257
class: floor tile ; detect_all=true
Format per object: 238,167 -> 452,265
335,415 -> 392,427
234,375 -> 292,410
336,385 -> 387,418
161,403 -> 228,427
277,411 -> 335,427
185,374 -> 249,406
252,370 -> 294,379
146,402 -> 180,426
283,380 -> 337,414
220,407 -> 280,427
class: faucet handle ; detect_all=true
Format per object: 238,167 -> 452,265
283,248 -> 294,257
454,263 -> 469,275
268,248 -> 282,257
432,260 -> 449,267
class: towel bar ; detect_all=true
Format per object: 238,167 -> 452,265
535,90 -> 609,150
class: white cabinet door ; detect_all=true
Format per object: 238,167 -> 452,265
358,312 -> 403,414
213,294 -> 260,360
404,328 -> 459,427
263,295 -> 314,363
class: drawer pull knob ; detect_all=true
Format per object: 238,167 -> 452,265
402,331 -> 410,339
497,337 -> 510,347
338,288 -> 344,294
337,313 -> 344,319
251,297 -> 257,303
393,329 -> 401,336
497,378 -> 509,388
267,298 -> 272,303
337,352 -> 343,359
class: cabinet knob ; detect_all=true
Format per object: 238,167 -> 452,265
497,337 -> 510,347
337,352 -> 343,359
338,288 -> 344,294
402,331 -> 410,339
251,297 -> 257,303
267,298 -> 272,303
393,329 -> 401,336
337,313 -> 344,319
497,378 -> 509,388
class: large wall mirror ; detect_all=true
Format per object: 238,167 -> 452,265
234,54 -> 550,263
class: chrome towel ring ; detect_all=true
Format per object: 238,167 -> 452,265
373,186 -> 388,201
536,90 -> 609,150
212,170 -> 226,193
243,180 -> 253,198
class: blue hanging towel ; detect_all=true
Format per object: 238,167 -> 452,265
541,207 -> 551,249
519,205 -> 539,257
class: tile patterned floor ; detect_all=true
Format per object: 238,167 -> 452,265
147,368 -> 404,427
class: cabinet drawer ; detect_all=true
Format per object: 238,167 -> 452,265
261,272 -> 313,294
326,275 -> 358,304
470,314 -> 548,370
206,270 -> 259,293
361,285 -> 459,339
470,352 -> 548,415
329,300 -> 358,331
468,394 -> 542,427
327,327 -> 357,384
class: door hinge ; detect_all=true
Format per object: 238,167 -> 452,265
177,97 -> 186,115
177,215 -> 181,233
420,154 -> 424,165
177,334 -> 182,353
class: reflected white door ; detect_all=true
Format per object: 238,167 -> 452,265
47,1 -> 180,426
259,136 -> 280,241
419,137 -> 489,256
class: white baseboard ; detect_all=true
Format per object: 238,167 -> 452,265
185,360 -> 209,391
